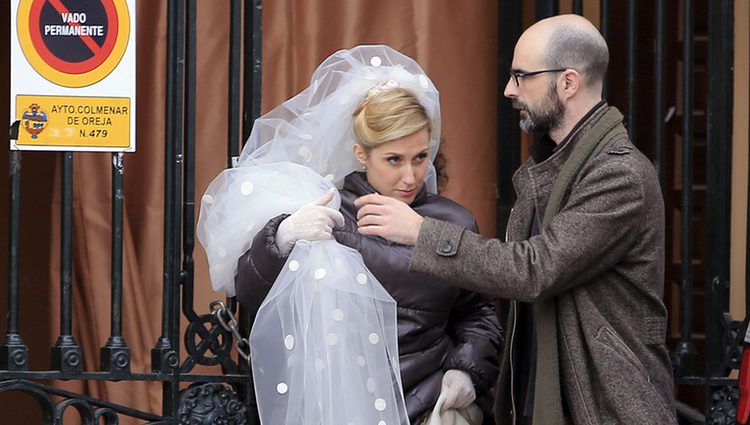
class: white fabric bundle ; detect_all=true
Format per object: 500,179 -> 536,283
197,162 -> 338,293
197,45 -> 442,425
424,392 -> 483,425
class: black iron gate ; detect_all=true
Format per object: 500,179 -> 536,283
1,0 -> 262,423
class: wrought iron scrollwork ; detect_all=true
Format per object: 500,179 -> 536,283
700,315 -> 745,424
94,408 -> 120,425
0,379 -> 164,423
56,399 -> 96,424
0,380 -> 55,423
55,397 -> 120,424
706,386 -> 739,425
184,313 -> 233,367
721,314 -> 745,372
178,383 -> 247,425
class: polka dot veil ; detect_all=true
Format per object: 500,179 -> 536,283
250,240 -> 405,425
197,46 -> 441,424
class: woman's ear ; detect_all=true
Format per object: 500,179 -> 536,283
353,144 -> 368,166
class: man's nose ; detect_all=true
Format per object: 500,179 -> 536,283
504,77 -> 518,98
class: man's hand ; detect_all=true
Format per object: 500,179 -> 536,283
440,369 -> 476,412
354,193 -> 423,246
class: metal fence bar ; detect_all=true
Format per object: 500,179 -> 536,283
626,0 -> 637,142
704,0 -> 734,379
599,0 -> 608,40
653,0 -> 666,187
703,1 -> 735,419
154,0 -> 187,416
497,0 -> 523,237
238,3 -> 264,423
675,0 -> 698,379
228,0 -> 242,165
100,153 -> 131,375
535,0 -> 558,20
181,0 -> 198,325
226,0 -> 242,323
572,0 -> 583,15
0,146 -> 29,371
152,0 -> 183,371
169,0 -> 186,357
225,0 -> 244,346
152,3 -> 185,422
51,152 -> 83,373
60,153 -> 73,337
6,151 -> 20,339
243,0 -> 263,142
169,0 -> 187,414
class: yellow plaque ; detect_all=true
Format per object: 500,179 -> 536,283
16,95 -> 131,149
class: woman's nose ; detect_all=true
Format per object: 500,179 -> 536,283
402,165 -> 416,185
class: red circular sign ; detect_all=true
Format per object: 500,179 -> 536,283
28,0 -> 119,75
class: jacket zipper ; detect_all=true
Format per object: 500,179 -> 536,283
509,302 -> 518,425
504,207 -> 513,243
505,207 -> 518,425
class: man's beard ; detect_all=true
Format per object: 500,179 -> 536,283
513,84 -> 565,134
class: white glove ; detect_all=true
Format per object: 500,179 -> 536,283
440,369 -> 476,412
275,190 -> 345,255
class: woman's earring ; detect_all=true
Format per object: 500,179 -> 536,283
362,165 -> 367,171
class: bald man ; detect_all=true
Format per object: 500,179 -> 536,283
355,14 -> 676,425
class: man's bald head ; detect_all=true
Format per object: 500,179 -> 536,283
520,14 -> 609,93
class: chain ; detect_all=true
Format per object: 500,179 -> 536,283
210,300 -> 251,365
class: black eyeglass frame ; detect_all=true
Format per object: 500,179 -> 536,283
509,68 -> 568,87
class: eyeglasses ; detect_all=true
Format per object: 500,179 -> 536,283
509,68 -> 568,87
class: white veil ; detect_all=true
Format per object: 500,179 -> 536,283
197,45 -> 441,425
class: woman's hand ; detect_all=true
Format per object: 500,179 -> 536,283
354,193 -> 423,245
440,369 -> 476,412
275,190 -> 345,255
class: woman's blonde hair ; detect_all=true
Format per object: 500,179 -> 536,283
353,87 -> 432,150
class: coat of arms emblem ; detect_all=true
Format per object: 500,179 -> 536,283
21,103 -> 48,139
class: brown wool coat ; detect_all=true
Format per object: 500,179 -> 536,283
409,105 -> 677,424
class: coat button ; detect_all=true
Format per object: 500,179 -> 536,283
441,243 -> 453,254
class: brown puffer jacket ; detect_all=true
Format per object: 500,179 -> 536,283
235,172 -> 503,423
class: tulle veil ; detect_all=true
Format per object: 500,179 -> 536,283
197,45 -> 441,425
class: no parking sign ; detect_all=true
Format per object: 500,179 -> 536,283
10,0 -> 136,151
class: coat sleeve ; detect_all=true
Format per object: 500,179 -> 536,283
234,214 -> 290,316
443,290 -> 503,392
410,156 -> 649,302
440,217 -> 503,392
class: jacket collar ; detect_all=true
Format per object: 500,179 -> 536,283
552,100 -> 607,154
343,172 -> 429,207
514,101 -> 609,192
529,100 -> 608,165
509,102 -> 610,239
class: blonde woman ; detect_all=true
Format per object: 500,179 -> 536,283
199,46 -> 501,425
